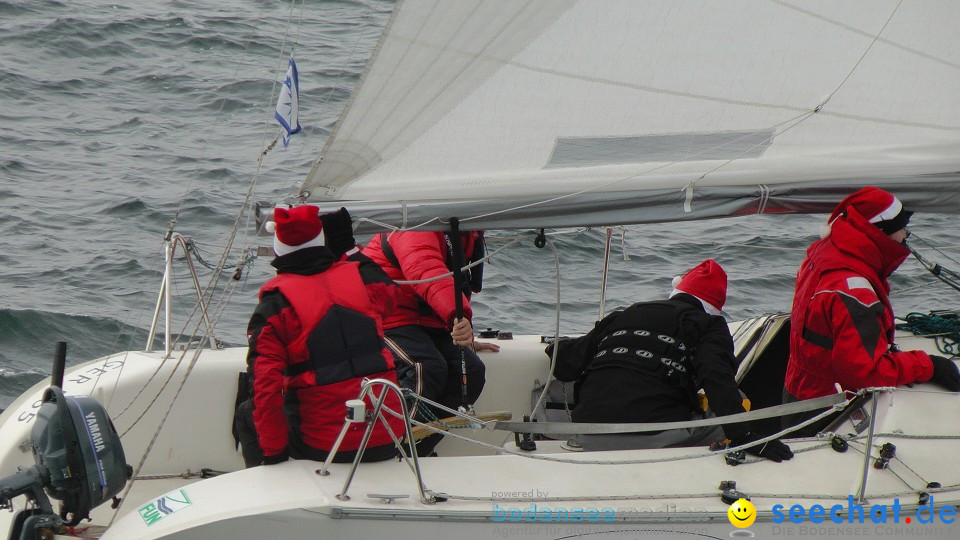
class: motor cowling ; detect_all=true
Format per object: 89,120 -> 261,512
30,386 -> 131,525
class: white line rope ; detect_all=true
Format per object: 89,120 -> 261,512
388,394 -> 848,467
390,236 -> 523,286
529,235 -> 563,419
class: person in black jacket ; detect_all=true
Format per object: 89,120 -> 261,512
547,259 -> 793,462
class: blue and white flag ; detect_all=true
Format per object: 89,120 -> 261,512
274,57 -> 302,148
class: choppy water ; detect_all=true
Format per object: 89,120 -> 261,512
1,0 -> 959,408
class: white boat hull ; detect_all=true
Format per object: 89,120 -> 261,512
1,328 -> 958,539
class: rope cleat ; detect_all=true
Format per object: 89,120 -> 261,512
873,442 -> 896,470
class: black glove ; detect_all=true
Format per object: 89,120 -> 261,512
732,432 -> 794,463
320,207 -> 356,259
261,449 -> 289,466
929,355 -> 960,392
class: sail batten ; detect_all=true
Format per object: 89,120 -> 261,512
302,0 -> 960,230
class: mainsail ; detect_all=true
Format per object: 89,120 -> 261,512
301,0 -> 960,231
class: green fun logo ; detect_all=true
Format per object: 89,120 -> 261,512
138,488 -> 192,526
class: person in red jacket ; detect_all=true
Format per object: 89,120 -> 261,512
362,230 -> 498,454
244,205 -> 405,466
783,187 -> 960,436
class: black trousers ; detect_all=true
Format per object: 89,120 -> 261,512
234,398 -> 397,467
287,428 -> 398,463
385,325 -> 486,411
385,325 -> 486,454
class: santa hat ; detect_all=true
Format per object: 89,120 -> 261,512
266,205 -> 324,256
825,186 -> 912,236
669,259 -> 727,316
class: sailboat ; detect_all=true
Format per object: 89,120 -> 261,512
2,1 -> 960,538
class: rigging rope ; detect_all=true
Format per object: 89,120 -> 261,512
184,237 -> 255,274
896,312 -> 960,356
909,251 -> 960,294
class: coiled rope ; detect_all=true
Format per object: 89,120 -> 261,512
897,312 -> 960,356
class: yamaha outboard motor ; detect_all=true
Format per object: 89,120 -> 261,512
0,386 -> 131,540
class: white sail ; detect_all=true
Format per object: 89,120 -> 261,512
303,0 -> 960,231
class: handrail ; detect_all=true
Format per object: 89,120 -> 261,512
145,233 -> 218,357
494,392 -> 847,435
319,378 -> 436,504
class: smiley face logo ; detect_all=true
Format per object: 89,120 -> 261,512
727,498 -> 756,528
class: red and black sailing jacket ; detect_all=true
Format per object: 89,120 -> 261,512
247,248 -> 404,458
784,206 -> 933,400
361,231 -> 482,330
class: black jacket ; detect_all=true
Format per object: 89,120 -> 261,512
547,294 -> 748,440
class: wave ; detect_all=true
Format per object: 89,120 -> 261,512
92,198 -> 192,227
0,305 -> 246,408
0,308 -> 152,368
0,367 -> 47,410
0,0 -> 46,18
201,97 -> 254,113
0,159 -> 30,175
0,308 -> 161,406
99,198 -> 149,216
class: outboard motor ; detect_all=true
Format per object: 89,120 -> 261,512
0,386 -> 131,540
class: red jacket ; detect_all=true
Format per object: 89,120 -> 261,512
249,259 -> 403,457
362,231 -> 479,330
784,207 -> 933,400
